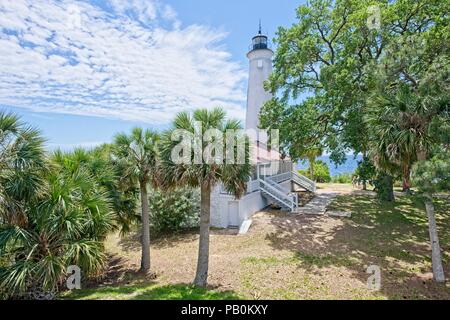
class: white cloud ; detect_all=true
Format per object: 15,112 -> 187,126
0,0 -> 248,125
109,0 -> 158,24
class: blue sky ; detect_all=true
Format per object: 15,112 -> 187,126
0,0 -> 304,149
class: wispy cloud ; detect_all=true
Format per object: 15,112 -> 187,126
0,0 -> 247,124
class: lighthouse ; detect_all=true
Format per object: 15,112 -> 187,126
210,24 -> 316,231
245,24 -> 274,131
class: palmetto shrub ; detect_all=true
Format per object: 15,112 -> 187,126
0,159 -> 115,299
149,187 -> 200,233
54,146 -> 140,235
0,113 -> 114,299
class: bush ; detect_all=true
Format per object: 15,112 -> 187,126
298,160 -> 331,183
298,169 -> 309,178
314,161 -> 332,183
149,187 -> 200,233
331,173 -> 353,184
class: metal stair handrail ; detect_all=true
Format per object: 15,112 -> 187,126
259,179 -> 297,212
292,171 -> 316,193
264,176 -> 288,195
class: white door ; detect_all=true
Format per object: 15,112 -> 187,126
228,201 -> 240,227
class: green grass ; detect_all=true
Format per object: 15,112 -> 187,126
241,256 -> 289,265
330,194 -> 450,225
327,194 -> 450,265
293,252 -> 358,268
60,283 -> 240,300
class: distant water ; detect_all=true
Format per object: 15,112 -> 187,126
297,155 -> 363,177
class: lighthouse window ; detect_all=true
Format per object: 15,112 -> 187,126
252,36 -> 268,50
257,60 -> 263,69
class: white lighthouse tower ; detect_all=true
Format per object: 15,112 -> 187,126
245,24 -> 274,131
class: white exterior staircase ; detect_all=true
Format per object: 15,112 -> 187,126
211,161 -> 318,229
258,167 -> 316,213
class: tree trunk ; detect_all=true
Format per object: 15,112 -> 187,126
362,153 -> 369,191
308,156 -> 315,181
376,173 -> 395,202
194,183 -> 211,287
417,150 -> 445,283
140,182 -> 151,272
402,164 -> 412,194
423,194 -> 446,283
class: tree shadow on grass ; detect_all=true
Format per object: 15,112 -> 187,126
263,195 -> 450,299
118,227 -> 239,252
80,255 -> 155,290
62,283 -> 240,300
118,229 -> 199,252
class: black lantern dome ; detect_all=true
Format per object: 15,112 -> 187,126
250,21 -> 269,51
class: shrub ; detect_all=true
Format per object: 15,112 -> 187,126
298,160 -> 331,183
298,169 -> 309,178
149,188 -> 200,233
313,161 -> 332,183
331,173 -> 353,184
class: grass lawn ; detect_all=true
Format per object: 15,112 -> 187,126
62,189 -> 450,300
60,283 -> 240,300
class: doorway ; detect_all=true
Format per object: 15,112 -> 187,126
227,201 -> 240,227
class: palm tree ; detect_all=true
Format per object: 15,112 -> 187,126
112,128 -> 159,272
0,112 -> 47,227
160,108 -> 251,287
366,83 -> 448,282
302,146 -> 323,181
365,83 -> 435,201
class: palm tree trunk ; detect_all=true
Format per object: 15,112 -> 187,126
362,153 -> 369,191
423,193 -> 445,283
402,164 -> 412,194
377,173 -> 395,202
417,150 -> 445,283
194,183 -> 211,287
308,156 -> 315,180
140,182 -> 151,272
